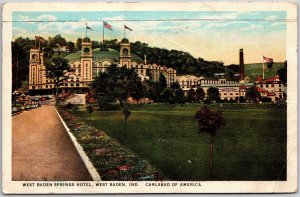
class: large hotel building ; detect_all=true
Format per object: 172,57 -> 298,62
29,37 -> 177,94
28,38 -> 284,102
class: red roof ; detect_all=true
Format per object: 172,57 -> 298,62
256,75 -> 280,83
256,87 -> 275,96
256,76 -> 263,83
265,75 -> 280,83
239,84 -> 247,89
256,87 -> 268,93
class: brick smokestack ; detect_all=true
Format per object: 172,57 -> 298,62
239,48 -> 244,80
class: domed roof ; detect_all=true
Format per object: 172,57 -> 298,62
64,48 -> 143,63
121,38 -> 129,43
83,37 -> 90,42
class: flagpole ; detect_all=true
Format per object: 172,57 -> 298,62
262,56 -> 265,80
86,22 -> 87,38
103,21 -> 104,46
124,26 -> 126,38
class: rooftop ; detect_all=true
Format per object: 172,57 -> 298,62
64,48 -> 143,63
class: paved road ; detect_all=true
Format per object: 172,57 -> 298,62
12,105 -> 92,181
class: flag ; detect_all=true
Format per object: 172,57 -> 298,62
124,25 -> 133,31
35,36 -> 46,44
86,26 -> 93,31
263,56 -> 273,62
104,21 -> 113,30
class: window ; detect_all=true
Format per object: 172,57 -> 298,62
224,93 -> 227,95
271,84 -> 274,87
230,93 -> 233,95
83,47 -> 90,53
236,93 -> 239,95
266,84 -> 269,88
260,85 -> 263,88
279,84 -> 282,87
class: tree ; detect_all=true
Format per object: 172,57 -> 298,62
92,64 -> 144,137
66,41 -> 75,53
225,64 -> 240,79
122,107 -> 131,139
195,87 -> 205,103
45,57 -> 71,104
49,34 -> 66,49
186,88 -> 196,103
170,82 -> 180,90
267,59 -> 274,70
246,85 -> 260,103
195,106 -> 225,178
161,88 -> 173,103
174,89 -> 185,104
277,61 -> 287,83
76,38 -> 82,51
86,104 -> 94,122
158,73 -> 167,91
207,87 -> 220,103
12,37 -> 36,91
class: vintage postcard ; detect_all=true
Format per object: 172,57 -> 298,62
2,2 -> 298,194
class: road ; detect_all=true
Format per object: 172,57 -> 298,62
12,105 -> 92,181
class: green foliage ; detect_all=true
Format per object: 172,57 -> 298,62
76,38 -> 82,51
246,85 -> 261,103
48,34 -> 66,48
12,39 -> 34,91
160,88 -> 173,103
186,88 -> 196,103
174,89 -> 185,104
45,56 -> 71,102
244,62 -> 285,82
92,64 -> 144,110
113,40 -> 225,76
225,64 -> 240,79
67,41 -> 76,53
267,60 -> 274,69
207,87 -> 220,103
195,87 -> 205,102
195,106 -> 225,135
277,61 -> 287,83
158,73 -> 167,91
195,106 -> 225,177
45,57 -> 71,82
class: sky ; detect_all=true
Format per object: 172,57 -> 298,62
12,11 -> 287,65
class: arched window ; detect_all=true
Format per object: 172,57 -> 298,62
122,48 -> 129,55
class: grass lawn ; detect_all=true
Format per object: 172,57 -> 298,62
72,103 -> 286,181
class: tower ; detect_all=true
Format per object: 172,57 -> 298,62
81,37 -> 93,82
239,48 -> 245,81
29,47 -> 41,90
119,38 -> 131,68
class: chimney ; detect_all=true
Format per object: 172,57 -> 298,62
144,54 -> 147,64
239,48 -> 244,80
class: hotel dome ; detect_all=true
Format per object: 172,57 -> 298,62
64,48 -> 143,64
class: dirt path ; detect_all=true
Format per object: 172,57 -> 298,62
12,105 -> 92,181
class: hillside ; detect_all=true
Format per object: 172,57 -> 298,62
244,62 -> 284,82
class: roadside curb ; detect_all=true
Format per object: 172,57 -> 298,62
55,108 -> 101,181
